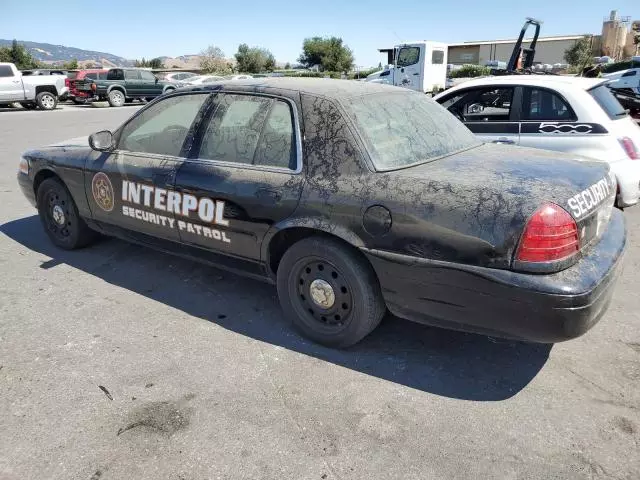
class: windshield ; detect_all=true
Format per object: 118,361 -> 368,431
343,91 -> 481,170
589,85 -> 627,119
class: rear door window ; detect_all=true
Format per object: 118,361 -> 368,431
125,70 -> 142,80
523,88 -> 576,121
198,94 -> 272,165
589,85 -> 627,119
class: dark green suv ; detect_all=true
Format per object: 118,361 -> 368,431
78,68 -> 178,107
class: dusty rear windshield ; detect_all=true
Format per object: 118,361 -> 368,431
343,91 -> 481,170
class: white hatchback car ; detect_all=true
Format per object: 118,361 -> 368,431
434,75 -> 640,208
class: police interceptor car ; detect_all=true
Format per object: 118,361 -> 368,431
434,75 -> 640,208
17,79 -> 626,348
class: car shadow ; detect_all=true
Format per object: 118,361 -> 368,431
1,215 -> 552,401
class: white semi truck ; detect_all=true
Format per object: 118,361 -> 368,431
365,41 -> 448,94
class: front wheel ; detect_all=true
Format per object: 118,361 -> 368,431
276,237 -> 386,348
107,89 -> 125,107
36,178 -> 98,250
36,92 -> 58,110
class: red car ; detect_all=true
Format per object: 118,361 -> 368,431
67,69 -> 108,104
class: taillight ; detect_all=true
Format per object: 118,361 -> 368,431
515,203 -> 579,263
65,78 -> 69,87
619,137 -> 638,159
91,83 -> 97,92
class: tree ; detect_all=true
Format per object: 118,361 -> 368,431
378,62 -> 382,69
564,36 -> 593,68
61,58 -> 78,70
0,39 -> 41,69
200,45 -> 232,74
135,57 -> 164,68
234,44 -> 276,73
149,58 -> 164,69
298,36 -> 354,72
284,62 -> 291,70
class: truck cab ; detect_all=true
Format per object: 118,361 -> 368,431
367,41 -> 448,93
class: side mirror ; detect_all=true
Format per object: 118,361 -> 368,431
89,130 -> 115,152
155,78 -> 159,84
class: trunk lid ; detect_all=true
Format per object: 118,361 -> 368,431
390,143 -> 616,262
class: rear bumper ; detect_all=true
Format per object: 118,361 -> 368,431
363,209 -> 627,343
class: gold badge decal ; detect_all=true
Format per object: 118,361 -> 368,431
92,172 -> 114,212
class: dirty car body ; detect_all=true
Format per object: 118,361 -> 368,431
17,79 -> 626,347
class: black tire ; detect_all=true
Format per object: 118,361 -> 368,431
36,91 -> 58,110
21,103 -> 37,110
36,178 -> 98,250
107,89 -> 125,107
276,237 -> 386,348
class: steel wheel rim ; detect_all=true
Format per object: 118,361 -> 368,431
293,258 -> 353,330
42,94 -> 55,109
44,190 -> 71,239
112,92 -> 124,105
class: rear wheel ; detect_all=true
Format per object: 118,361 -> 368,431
36,92 -> 58,110
36,178 -> 98,250
276,237 -> 386,348
107,89 -> 125,107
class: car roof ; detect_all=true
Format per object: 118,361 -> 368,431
180,77 -> 402,99
441,74 -> 605,93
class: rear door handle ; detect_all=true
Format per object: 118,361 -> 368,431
492,138 -> 515,145
256,188 -> 282,201
412,72 -> 420,76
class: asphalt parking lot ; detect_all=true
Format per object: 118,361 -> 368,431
1,105 -> 639,480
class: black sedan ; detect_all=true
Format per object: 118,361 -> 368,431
17,78 -> 626,347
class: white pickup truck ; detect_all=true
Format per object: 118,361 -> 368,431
0,62 -> 68,110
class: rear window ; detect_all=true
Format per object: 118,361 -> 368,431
67,72 -> 78,80
343,92 -> 481,170
589,85 -> 627,119
0,65 -> 13,77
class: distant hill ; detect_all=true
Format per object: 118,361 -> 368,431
0,39 -> 133,67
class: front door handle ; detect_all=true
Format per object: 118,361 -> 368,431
152,172 -> 173,186
12,80 -> 21,84
492,138 -> 515,145
413,72 -> 420,76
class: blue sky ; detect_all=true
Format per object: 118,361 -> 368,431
2,1 -> 638,66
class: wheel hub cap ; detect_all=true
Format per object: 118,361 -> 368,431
52,205 -> 65,225
309,279 -> 335,309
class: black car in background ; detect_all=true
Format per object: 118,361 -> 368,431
17,79 -> 626,347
